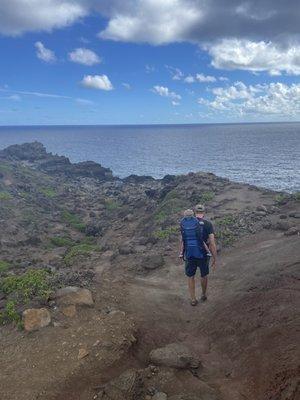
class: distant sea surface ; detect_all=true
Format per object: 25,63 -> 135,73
0,123 -> 299,192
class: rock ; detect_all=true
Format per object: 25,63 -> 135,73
273,221 -> 291,231
85,223 -> 103,237
279,214 -> 288,219
78,347 -> 89,360
54,286 -> 94,307
289,212 -> 300,219
101,369 -> 142,400
152,393 -> 168,400
284,227 -> 299,236
257,205 -> 268,212
61,305 -> 77,317
23,308 -> 51,332
149,343 -> 200,369
118,244 -> 134,255
0,141 -> 48,161
142,254 -> 165,270
255,211 -> 267,217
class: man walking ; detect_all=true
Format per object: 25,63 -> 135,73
179,205 -> 217,305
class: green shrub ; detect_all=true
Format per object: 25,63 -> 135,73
104,198 -> 120,211
64,244 -> 99,266
216,229 -> 235,247
216,215 -> 236,226
200,191 -> 215,203
0,192 -> 12,200
154,226 -> 178,239
50,236 -> 74,247
62,210 -> 86,232
274,193 -> 289,205
0,301 -> 21,326
0,260 -> 11,275
40,187 -> 56,198
0,269 -> 52,303
292,192 -> 300,202
0,163 -> 12,173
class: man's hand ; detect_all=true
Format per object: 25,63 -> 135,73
179,253 -> 184,259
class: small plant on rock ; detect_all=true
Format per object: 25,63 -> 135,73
62,210 -> 86,232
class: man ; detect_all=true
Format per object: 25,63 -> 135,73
179,205 -> 217,305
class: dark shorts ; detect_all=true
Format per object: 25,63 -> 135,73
185,257 -> 210,278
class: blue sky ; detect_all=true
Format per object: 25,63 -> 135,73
0,1 -> 299,125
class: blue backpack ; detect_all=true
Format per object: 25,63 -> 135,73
180,216 -> 205,260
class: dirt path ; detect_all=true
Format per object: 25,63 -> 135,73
0,229 -> 299,400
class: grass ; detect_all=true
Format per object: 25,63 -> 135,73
0,300 -> 22,326
0,162 -> 12,173
154,226 -> 178,239
62,210 -> 86,232
50,236 -> 75,247
40,187 -> 56,198
216,215 -> 236,226
64,243 -> 99,266
216,229 -> 235,247
0,192 -> 12,200
0,260 -> 11,275
292,192 -> 300,202
0,269 -> 52,303
154,194 -> 187,223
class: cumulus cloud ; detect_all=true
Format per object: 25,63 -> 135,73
207,39 -> 300,76
152,86 -> 181,104
69,48 -> 101,66
35,41 -> 56,63
0,0 -> 87,36
198,81 -> 300,117
184,73 -> 217,83
81,75 -> 113,91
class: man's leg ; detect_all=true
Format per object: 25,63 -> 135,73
200,275 -> 208,299
200,257 -> 209,301
188,276 -> 196,301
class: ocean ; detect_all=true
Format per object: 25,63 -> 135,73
0,123 -> 299,192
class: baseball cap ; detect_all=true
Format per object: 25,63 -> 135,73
194,204 -> 205,212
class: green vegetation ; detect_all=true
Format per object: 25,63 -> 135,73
0,260 -> 11,275
216,215 -> 236,226
216,229 -> 235,247
155,190 -> 187,222
292,192 -> 300,202
104,198 -> 120,211
64,243 -> 99,266
0,162 -> 12,173
154,226 -> 178,239
200,191 -> 215,203
40,187 -> 56,198
0,191 -> 12,200
0,301 -> 22,326
274,193 -> 289,205
62,210 -> 86,232
50,236 -> 74,247
0,269 -> 52,303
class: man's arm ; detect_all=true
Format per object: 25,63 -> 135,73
179,238 -> 184,258
208,233 -> 217,267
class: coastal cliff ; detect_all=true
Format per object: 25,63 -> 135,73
0,142 -> 299,400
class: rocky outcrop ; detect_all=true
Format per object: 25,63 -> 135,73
53,286 -> 94,307
149,343 -> 200,369
22,308 -> 51,332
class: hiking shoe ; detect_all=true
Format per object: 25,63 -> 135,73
190,299 -> 198,306
201,295 -> 207,302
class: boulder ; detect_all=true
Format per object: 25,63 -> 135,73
54,286 -> 94,307
257,205 -> 268,212
100,369 -> 142,400
149,343 -> 200,369
23,308 -> 51,332
143,254 -> 165,270
289,212 -> 300,219
85,222 -> 103,237
284,227 -> 299,236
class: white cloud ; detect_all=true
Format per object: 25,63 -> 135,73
98,0 -> 202,45
69,48 -> 101,66
122,83 -> 131,90
183,73 -> 217,83
152,85 -> 181,104
207,39 -> 300,76
35,41 -> 56,63
145,64 -> 155,73
81,75 -> 113,91
166,66 -> 184,80
75,98 -> 94,105
184,75 -> 195,83
0,0 -> 87,36
198,81 -> 300,117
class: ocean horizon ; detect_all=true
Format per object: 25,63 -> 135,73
0,122 -> 299,193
